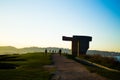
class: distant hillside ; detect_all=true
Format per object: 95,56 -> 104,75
87,50 -> 120,56
19,47 -> 45,53
0,46 -> 18,54
0,46 -> 120,56
0,46 -> 71,54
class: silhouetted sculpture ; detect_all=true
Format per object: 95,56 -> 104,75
62,35 -> 92,56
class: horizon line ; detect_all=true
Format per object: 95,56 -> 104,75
0,45 -> 119,53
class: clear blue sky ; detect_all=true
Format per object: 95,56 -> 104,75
0,0 -> 120,52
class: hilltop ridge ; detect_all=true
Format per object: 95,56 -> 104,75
0,46 -> 120,56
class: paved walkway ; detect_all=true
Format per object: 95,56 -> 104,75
52,54 -> 107,80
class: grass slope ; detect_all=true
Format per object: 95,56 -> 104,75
78,54 -> 120,70
65,54 -> 120,80
0,52 -> 52,80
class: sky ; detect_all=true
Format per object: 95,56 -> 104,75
0,0 -> 120,52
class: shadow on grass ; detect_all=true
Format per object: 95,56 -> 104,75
0,54 -> 26,61
0,63 -> 19,69
0,54 -> 26,69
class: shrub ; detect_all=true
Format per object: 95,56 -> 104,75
79,54 -> 120,70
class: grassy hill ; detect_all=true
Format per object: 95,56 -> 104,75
0,52 -> 53,80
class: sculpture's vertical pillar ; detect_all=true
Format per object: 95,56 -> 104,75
77,41 -> 79,56
79,40 -> 89,55
72,40 -> 78,56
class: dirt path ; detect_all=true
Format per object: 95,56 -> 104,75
52,54 -> 107,80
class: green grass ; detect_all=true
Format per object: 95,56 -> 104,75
0,52 -> 53,80
86,65 -> 120,80
65,54 -> 120,80
78,54 -> 120,70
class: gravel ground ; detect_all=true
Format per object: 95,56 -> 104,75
51,54 -> 107,80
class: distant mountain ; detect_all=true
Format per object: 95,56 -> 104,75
0,46 -> 18,54
0,46 -> 120,56
0,46 -> 71,54
19,47 -> 45,53
87,50 -> 120,56
0,46 -> 17,50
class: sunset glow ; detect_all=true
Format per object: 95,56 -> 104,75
0,0 -> 120,52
